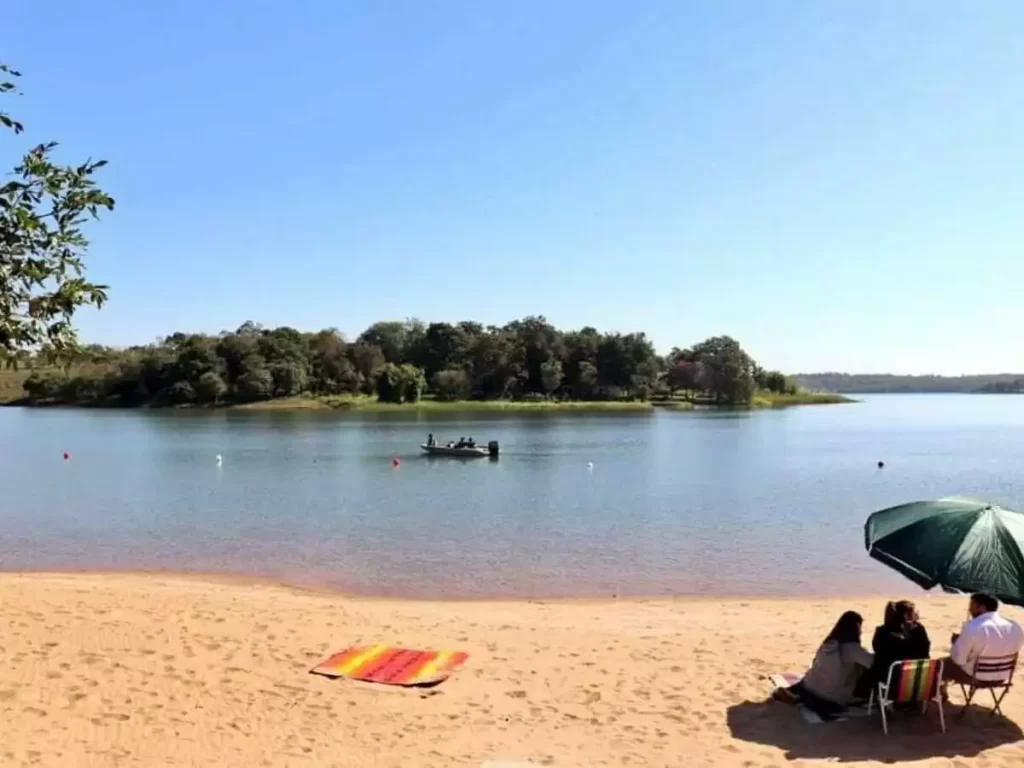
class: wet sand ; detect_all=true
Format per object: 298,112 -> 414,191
0,573 -> 1021,767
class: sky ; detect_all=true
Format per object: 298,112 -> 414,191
4,1 -> 1023,374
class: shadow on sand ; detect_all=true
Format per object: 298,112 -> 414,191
727,698 -> 1023,763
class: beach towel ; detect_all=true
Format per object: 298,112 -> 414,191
769,673 -> 824,723
311,644 -> 468,687
768,673 -> 868,724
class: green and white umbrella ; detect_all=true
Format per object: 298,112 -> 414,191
865,496 -> 1024,607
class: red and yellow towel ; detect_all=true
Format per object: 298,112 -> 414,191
311,644 -> 469,687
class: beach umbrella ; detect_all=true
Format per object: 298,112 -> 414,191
865,496 -> 1024,607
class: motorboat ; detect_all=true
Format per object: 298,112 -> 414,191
420,440 -> 499,458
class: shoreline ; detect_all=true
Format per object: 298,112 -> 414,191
1,391 -> 854,412
0,566 -> 936,604
1,571 -> 1020,767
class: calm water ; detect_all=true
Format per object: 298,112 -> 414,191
1,395 -> 1023,598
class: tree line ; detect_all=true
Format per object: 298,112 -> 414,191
793,372 -> 1024,394
975,379 -> 1024,394
15,318 -> 797,407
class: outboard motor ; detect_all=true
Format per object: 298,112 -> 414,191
488,440 -> 500,458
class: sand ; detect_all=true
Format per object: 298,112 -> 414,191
0,574 -> 1021,767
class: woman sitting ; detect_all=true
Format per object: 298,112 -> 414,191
854,600 -> 930,699
774,611 -> 873,719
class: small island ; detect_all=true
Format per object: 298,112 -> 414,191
2,318 -> 851,411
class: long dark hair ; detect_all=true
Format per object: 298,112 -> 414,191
824,610 -> 863,645
884,600 -> 917,632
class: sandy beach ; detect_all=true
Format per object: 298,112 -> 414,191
1,574 -> 1021,767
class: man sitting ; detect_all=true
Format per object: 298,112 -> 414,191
945,592 -> 1023,684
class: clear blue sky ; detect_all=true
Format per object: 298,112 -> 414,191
5,1 -> 1022,374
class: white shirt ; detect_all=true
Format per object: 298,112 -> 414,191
950,611 -> 1024,681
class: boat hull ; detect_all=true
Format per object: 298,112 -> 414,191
420,444 -> 491,458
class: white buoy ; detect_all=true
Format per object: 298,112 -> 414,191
216,454 -> 223,465
587,461 -> 594,470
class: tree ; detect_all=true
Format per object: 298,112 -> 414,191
467,328 -> 517,398
171,335 -> 220,385
235,367 -> 274,402
666,360 -> 701,397
761,370 -> 790,394
22,371 -> 65,400
504,316 -> 562,394
165,380 -> 196,405
348,342 -> 386,393
690,335 -> 756,404
216,328 -> 260,386
269,360 -> 308,397
12,313 -> 796,409
258,326 -> 307,366
0,63 -> 114,358
357,320 -> 424,364
540,359 -> 563,396
596,334 -> 632,390
194,371 -> 227,403
307,329 -> 358,394
562,327 -> 600,394
431,368 -> 471,401
418,322 -> 475,378
573,360 -> 599,399
376,363 -> 426,403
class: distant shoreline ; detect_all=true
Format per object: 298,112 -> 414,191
1,391 -> 854,412
795,372 -> 1024,394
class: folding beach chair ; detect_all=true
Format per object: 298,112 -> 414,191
958,652 -> 1018,719
868,658 -> 945,735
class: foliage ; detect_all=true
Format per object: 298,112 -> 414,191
431,368 -> 471,401
12,316 -> 796,408
235,366 -> 274,403
666,359 -> 702,395
750,391 -> 854,407
539,359 -> 563,395
195,371 -> 228,403
376,363 -> 426,403
0,62 -> 114,358
668,336 -> 756,405
976,379 -> 1024,394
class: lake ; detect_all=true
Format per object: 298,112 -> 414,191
1,395 -> 1023,599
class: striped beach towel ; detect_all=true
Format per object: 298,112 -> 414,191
311,644 -> 469,687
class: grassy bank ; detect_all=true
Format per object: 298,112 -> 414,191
751,391 -> 855,407
233,394 -> 655,412
651,399 -> 695,411
238,391 -> 853,412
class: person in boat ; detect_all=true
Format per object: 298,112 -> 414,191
467,437 -> 476,448
427,433 -> 437,447
773,611 -> 873,719
455,437 -> 466,448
